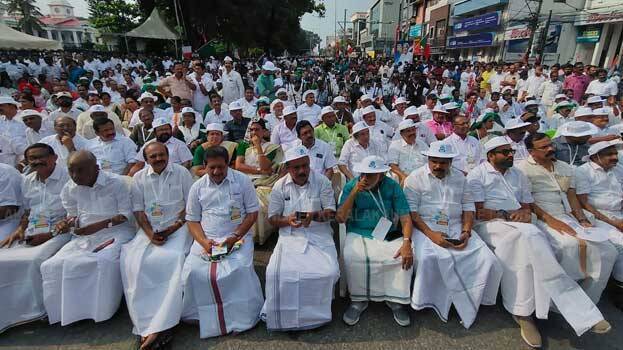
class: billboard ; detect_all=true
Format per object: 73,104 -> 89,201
409,24 -> 422,38
447,32 -> 495,49
453,12 -> 500,32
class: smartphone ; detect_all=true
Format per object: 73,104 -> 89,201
445,238 -> 464,246
92,238 -> 115,253
295,211 -> 309,220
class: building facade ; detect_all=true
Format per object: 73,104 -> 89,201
574,0 -> 623,69
360,0 -> 402,56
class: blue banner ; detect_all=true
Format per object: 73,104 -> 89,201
447,32 -> 495,49
409,24 -> 422,38
453,12 -> 500,32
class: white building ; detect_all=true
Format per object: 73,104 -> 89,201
360,0 -> 401,56
574,0 -> 623,69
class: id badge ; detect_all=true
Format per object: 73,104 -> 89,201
230,204 -> 242,224
100,159 -> 112,171
211,244 -> 228,257
149,203 -> 164,218
434,210 -> 449,226
31,215 -> 51,235
372,216 -> 392,241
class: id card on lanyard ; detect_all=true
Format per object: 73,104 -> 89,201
368,189 -> 392,241
431,177 -> 450,233
148,170 -> 172,230
31,182 -> 51,235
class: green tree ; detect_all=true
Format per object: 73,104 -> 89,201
87,0 -> 143,33
3,0 -> 43,35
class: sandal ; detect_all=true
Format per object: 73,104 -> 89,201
150,329 -> 174,350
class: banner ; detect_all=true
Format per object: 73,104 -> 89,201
453,12 -> 500,32
447,32 -> 495,49
504,25 -> 532,41
577,26 -> 601,43
409,24 -> 422,38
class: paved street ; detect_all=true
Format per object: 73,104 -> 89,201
1,236 -> 622,350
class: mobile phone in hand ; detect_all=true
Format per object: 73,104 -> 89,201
295,211 -> 309,220
445,238 -> 464,246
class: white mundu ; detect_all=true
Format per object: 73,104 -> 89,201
181,169 -> 264,338
0,165 -> 70,333
516,157 -> 618,303
403,165 -> 502,329
575,160 -> 623,282
120,163 -> 193,337
263,171 -> 340,331
40,171 -> 135,326
0,163 -> 22,240
467,162 -> 605,336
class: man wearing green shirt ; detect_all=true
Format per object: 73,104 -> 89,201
336,155 -> 414,328
256,61 -> 278,102
315,106 -> 349,157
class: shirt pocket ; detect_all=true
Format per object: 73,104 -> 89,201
554,175 -> 571,192
167,184 -> 184,202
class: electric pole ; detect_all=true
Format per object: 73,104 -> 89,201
536,9 -> 552,63
525,0 -> 544,61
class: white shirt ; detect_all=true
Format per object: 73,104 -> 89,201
586,79 -> 618,97
188,72 -> 215,112
466,161 -> 533,211
537,80 -> 562,107
575,161 -> 622,214
505,135 -> 529,164
270,122 -> 299,153
49,108 -> 82,121
220,69 -> 245,105
416,105 -> 434,122
22,165 -> 69,234
404,166 -> 474,237
338,138 -> 385,178
445,133 -> 484,173
204,108 -> 232,125
366,121 -> 394,150
129,107 -> 167,128
300,139 -> 338,174
60,171 -> 133,232
296,103 -> 322,126
387,137 -> 428,174
268,171 -> 336,248
0,115 -> 27,147
132,162 -> 193,230
236,97 -> 257,119
40,134 -> 90,166
87,136 -> 138,174
25,122 -> 55,146
0,134 -> 21,166
521,75 -> 546,98
488,73 -> 505,93
186,169 -> 259,241
136,137 -> 193,165
0,163 -> 22,209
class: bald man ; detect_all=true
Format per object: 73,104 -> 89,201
40,150 -> 135,326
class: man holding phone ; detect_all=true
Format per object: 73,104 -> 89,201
403,141 -> 502,329
120,142 -> 193,349
181,146 -> 264,338
264,146 -> 339,331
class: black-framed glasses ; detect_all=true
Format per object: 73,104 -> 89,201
493,149 -> 516,156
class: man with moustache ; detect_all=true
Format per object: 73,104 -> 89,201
337,122 -> 386,181
263,146 -> 339,331
40,116 -> 90,166
467,137 -> 611,348
575,140 -> 623,310
22,110 -> 54,146
120,142 -> 193,349
40,150 -> 135,327
129,118 -> 193,176
129,109 -> 156,149
445,114 -> 483,173
295,120 -> 336,179
388,119 -> 428,185
48,92 -> 81,121
403,141 -> 502,329
0,144 -> 71,333
87,118 -> 137,175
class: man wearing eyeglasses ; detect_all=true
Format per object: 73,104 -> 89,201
466,136 -> 611,349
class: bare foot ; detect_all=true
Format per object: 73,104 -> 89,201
140,333 -> 159,350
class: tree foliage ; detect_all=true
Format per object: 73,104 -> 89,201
137,0 -> 325,55
3,0 -> 43,34
87,0 -> 143,34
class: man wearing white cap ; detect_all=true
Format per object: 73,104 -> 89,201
315,106 -> 350,157
424,105 -> 453,141
404,141 -> 502,329
181,145 -> 264,338
503,118 -> 531,164
270,105 -> 299,153
553,121 -> 598,167
388,119 -> 428,184
86,118 -> 137,175
40,116 -> 90,167
235,86 -> 258,119
49,92 -> 81,121
223,100 -> 250,143
352,94 -> 374,124
129,92 -> 167,129
336,155 -> 414,327
221,57 -> 245,104
295,120 -> 337,179
120,142 -> 193,349
588,108 -> 620,142
275,87 -> 289,105
263,145 -> 339,331
130,118 -> 193,176
549,100 -> 575,130
388,97 -> 409,130
296,90 -> 322,126
331,95 -> 354,130
401,106 -> 437,145
467,137 -> 611,348
256,61 -> 277,101
575,140 -> 623,308
76,104 -> 124,140
361,105 -> 393,151
517,133 -> 619,309
21,109 -> 54,146
445,114 -> 483,173
338,121 -> 386,181
0,96 -> 27,151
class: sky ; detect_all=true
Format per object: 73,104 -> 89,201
35,0 -> 368,46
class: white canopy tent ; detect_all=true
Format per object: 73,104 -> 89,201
125,8 -> 180,53
0,22 -> 62,50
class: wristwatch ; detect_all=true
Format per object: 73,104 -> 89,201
496,210 -> 510,220
403,237 -> 412,242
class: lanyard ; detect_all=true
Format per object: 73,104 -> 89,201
149,169 -> 172,204
436,176 -> 449,208
568,144 -> 579,165
141,126 -> 153,144
367,189 -> 388,218
497,172 -> 522,208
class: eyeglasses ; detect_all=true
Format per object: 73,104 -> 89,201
525,117 -> 540,124
493,149 -> 516,156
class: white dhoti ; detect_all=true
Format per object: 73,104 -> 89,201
596,210 -> 623,282
40,228 -> 134,326
0,214 -> 21,241
474,220 -> 604,336
411,231 -> 502,329
536,215 -> 618,302
121,227 -> 192,336
262,236 -> 340,331
0,235 -> 70,333
181,239 -> 264,338
343,233 -> 413,304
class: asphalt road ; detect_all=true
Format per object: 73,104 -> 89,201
1,235 -> 622,350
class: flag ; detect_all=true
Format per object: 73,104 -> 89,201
420,36 -> 430,59
347,44 -> 353,55
393,25 -> 401,62
413,38 -> 421,55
